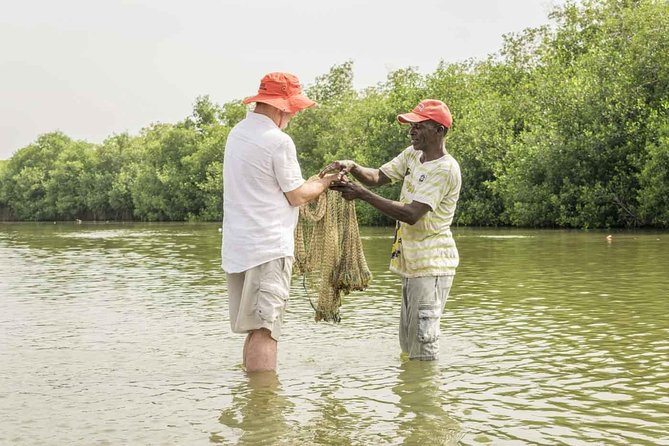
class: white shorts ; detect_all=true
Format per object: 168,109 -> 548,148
226,257 -> 293,341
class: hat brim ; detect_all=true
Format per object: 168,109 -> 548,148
243,94 -> 316,114
397,112 -> 430,124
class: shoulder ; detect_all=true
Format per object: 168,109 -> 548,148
398,146 -> 421,163
255,122 -> 295,152
405,146 -> 420,157
227,118 -> 247,136
435,154 -> 460,172
272,131 -> 296,151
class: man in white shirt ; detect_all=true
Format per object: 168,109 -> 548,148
222,72 -> 340,372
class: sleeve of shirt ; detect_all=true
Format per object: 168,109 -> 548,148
272,138 -> 305,192
379,147 -> 411,183
411,165 -> 456,211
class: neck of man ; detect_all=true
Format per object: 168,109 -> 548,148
253,103 -> 282,128
421,140 -> 446,163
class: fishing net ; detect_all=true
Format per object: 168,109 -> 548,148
294,181 -> 372,322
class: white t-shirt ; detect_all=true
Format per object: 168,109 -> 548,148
222,112 -> 305,273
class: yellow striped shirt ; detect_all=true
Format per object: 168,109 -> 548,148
380,146 -> 461,278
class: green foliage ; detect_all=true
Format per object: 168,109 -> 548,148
46,140 -> 96,220
0,160 -> 8,211
290,61 -> 359,176
2,132 -> 72,220
0,100 -> 226,222
638,112 -> 669,226
494,0 -> 669,228
1,0 -> 667,227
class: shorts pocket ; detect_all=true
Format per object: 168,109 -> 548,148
417,304 -> 441,343
256,282 -> 288,323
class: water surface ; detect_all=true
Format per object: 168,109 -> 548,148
1,223 -> 668,445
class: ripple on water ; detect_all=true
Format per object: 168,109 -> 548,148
1,225 -> 668,445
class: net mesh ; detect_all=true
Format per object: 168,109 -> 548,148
294,181 -> 372,322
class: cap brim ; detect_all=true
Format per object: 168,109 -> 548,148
397,112 -> 429,124
243,94 -> 316,114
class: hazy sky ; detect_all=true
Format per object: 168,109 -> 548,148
0,0 -> 566,160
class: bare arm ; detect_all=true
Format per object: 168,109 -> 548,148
329,181 -> 431,225
319,160 -> 391,188
284,173 -> 341,207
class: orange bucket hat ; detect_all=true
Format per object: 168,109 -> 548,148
243,72 -> 316,114
397,99 -> 453,129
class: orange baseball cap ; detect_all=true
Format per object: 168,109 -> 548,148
397,99 -> 452,129
243,72 -> 316,114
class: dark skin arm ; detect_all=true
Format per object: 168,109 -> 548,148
329,180 -> 431,225
321,159 -> 431,224
319,160 -> 391,187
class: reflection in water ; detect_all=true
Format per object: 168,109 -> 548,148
301,385 -> 355,446
214,371 -> 293,445
393,361 -> 462,446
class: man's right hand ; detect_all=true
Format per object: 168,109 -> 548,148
329,180 -> 366,201
319,160 -> 356,178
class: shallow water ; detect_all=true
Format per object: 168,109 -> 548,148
1,223 -> 668,445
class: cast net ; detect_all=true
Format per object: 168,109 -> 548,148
294,182 -> 372,322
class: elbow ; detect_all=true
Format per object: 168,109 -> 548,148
397,203 -> 429,225
285,189 -> 308,207
398,212 -> 419,225
286,181 -> 323,207
400,209 -> 425,225
288,197 -> 306,207
403,216 -> 420,226
287,193 -> 314,207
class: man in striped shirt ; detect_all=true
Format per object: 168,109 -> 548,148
322,99 -> 461,361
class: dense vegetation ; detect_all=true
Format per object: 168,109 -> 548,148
1,0 -> 668,228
